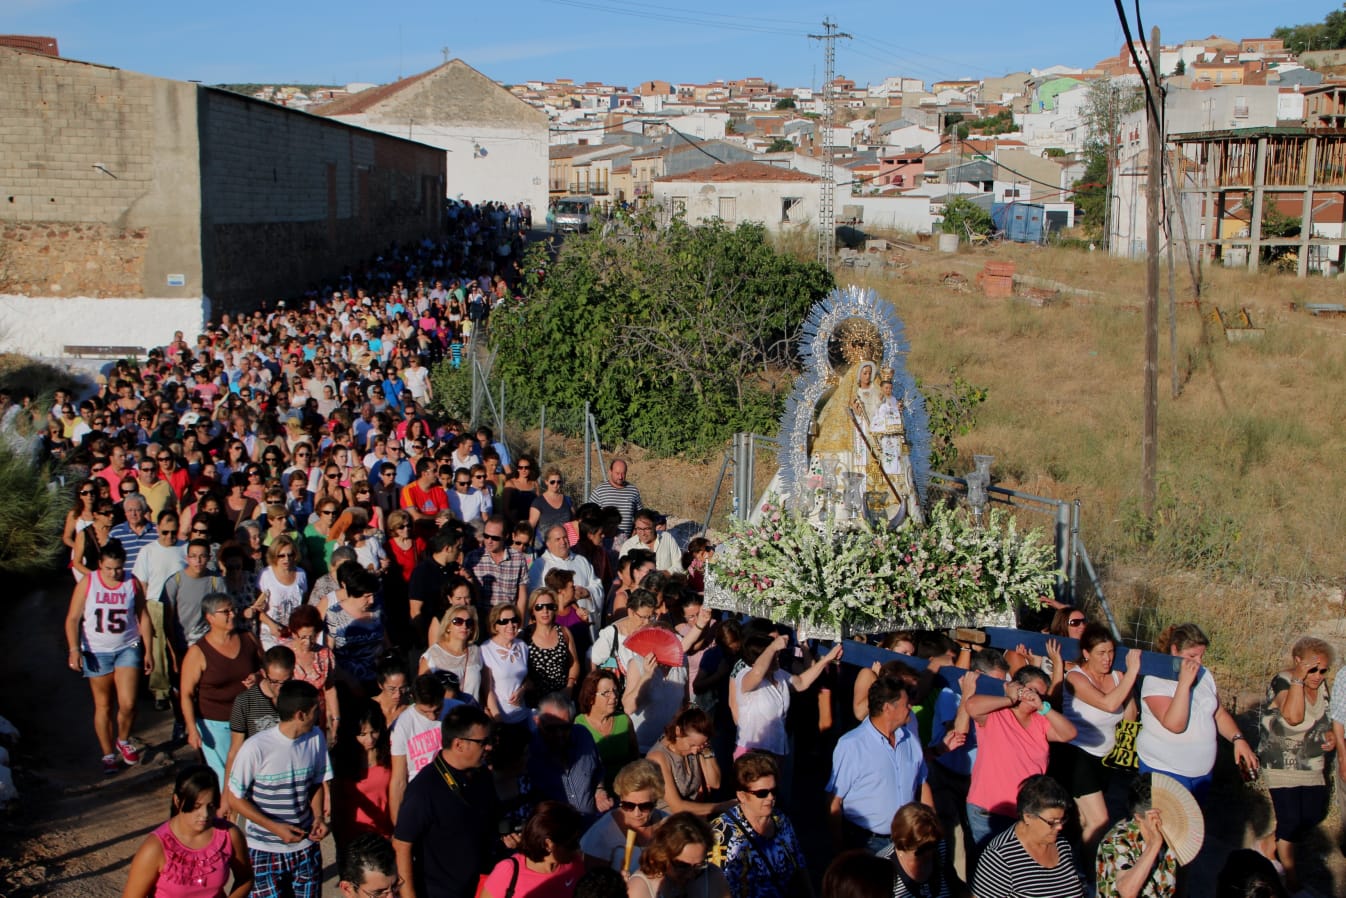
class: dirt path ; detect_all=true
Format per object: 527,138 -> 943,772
0,577 -> 336,897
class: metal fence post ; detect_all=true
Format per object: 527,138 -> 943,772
1054,501 -> 1071,605
590,412 -> 606,478
703,446 -> 734,535
538,405 -> 546,471
583,402 -> 592,499
1070,499 -> 1081,605
730,433 -> 745,519
745,435 -> 758,517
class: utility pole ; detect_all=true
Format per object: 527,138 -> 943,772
810,18 -> 850,271
1142,26 -> 1162,522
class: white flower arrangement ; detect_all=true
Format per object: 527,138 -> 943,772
706,499 -> 1054,636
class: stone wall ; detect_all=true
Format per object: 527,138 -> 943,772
0,222 -> 147,297
198,89 -> 445,311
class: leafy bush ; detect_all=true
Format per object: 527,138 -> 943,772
919,371 -> 989,472
939,197 -> 993,237
479,215 -> 833,456
429,360 -> 473,422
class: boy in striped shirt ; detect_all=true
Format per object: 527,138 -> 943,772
228,680 -> 332,898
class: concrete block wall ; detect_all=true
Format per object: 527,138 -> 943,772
199,89 -> 445,311
0,50 -> 204,305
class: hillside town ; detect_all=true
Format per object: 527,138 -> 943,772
6,14 -> 1346,898
231,34 -> 1346,276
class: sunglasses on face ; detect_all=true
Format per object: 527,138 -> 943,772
1306,666 -> 1330,675
449,617 -> 471,627
496,617 -> 519,626
742,787 -> 775,799
1068,618 -> 1086,626
482,533 -> 504,541
512,540 -> 530,548
533,603 -> 557,612
619,800 -> 655,812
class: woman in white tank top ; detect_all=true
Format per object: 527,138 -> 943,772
1054,624 -> 1141,850
64,538 -> 152,775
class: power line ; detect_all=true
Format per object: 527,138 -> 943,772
851,34 -> 1005,78
539,0 -> 804,36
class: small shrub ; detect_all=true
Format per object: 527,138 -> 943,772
0,445 -> 70,575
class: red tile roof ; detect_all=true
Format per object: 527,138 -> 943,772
656,161 -> 819,183
0,35 -> 58,56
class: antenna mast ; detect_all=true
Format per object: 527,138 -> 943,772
810,18 -> 851,270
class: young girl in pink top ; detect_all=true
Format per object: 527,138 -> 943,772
122,765 -> 252,898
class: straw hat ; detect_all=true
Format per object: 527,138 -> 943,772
1150,773 -> 1204,865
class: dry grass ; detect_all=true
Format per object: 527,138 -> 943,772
852,242 -> 1346,589
509,239 -> 1346,685
843,241 -> 1346,684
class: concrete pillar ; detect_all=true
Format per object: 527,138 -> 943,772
1298,136 -> 1318,278
1248,137 -> 1268,273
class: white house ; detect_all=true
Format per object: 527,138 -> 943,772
314,59 -> 549,214
652,161 -> 820,232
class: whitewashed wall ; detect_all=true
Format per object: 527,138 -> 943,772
0,295 -> 208,357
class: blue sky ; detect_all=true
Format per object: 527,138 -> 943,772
11,0 -> 1338,88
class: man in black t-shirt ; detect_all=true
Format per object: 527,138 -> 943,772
393,705 -> 503,898
223,645 -> 295,793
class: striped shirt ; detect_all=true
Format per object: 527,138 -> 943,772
228,725 -> 332,854
970,826 -> 1084,898
586,481 -> 642,535
109,522 -> 158,572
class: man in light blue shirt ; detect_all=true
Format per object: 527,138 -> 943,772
827,675 -> 931,855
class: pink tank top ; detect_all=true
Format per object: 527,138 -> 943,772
153,820 -> 233,898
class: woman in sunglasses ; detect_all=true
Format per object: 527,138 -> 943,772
481,603 -> 531,725
709,752 -> 809,898
63,477 -> 101,557
628,812 -> 729,898
581,759 -> 669,872
419,603 -> 483,706
71,498 -> 118,582
523,587 -> 579,701
1257,635 -> 1336,891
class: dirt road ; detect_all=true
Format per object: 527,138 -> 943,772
0,576 -> 336,897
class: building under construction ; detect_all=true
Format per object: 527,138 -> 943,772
1172,122 -> 1346,277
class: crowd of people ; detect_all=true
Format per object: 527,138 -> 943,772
20,200 -> 1338,898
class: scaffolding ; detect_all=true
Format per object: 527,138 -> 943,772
1172,127 -> 1346,277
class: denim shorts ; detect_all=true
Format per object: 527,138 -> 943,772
82,642 -> 143,678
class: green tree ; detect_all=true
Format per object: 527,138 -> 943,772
766,137 -> 794,153
1075,78 -> 1144,242
939,196 -> 993,237
1259,201 -> 1302,269
919,372 -> 989,473
1173,58 -> 1186,75
774,97 -> 797,110
477,214 -> 833,455
1274,5 -> 1346,53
